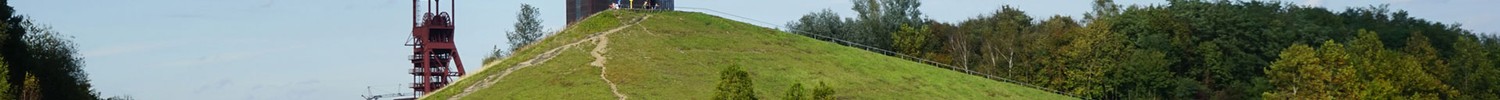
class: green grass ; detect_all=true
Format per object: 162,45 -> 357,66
422,10 -> 1076,100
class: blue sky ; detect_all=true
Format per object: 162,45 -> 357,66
8,0 -> 1497,100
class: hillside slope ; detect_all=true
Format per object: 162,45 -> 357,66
422,10 -> 1075,100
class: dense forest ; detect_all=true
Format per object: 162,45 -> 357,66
787,0 -> 1500,99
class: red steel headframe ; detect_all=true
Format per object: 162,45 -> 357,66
408,0 -> 464,95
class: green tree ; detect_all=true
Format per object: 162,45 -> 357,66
1105,48 -> 1193,99
0,1 -> 30,99
879,0 -> 923,28
924,21 -> 959,65
1403,32 -> 1449,83
782,83 -> 806,100
955,6 -> 1031,77
848,0 -> 886,49
1016,16 -> 1076,84
1346,32 -> 1395,99
810,82 -> 834,100
1345,30 -> 1457,99
891,24 -> 929,56
1396,32 -> 1459,99
1083,0 -> 1118,23
714,66 -> 757,100
1314,41 -> 1360,99
0,58 -> 9,100
508,4 -> 544,51
786,9 -> 845,39
1049,15 -> 1120,98
6,1 -> 102,98
2,19 -> 98,100
1451,35 -> 1500,99
989,6 -> 1032,78
1263,41 -> 1356,99
20,72 -> 37,100
1484,35 -> 1500,99
845,0 -> 924,50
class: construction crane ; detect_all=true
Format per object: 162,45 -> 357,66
361,86 -> 416,100
361,93 -> 414,100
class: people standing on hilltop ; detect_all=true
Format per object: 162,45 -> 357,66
610,0 -> 665,9
611,0 -> 621,9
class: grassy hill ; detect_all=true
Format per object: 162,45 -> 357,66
421,10 -> 1075,100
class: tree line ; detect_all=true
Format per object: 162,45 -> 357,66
787,0 -> 1500,99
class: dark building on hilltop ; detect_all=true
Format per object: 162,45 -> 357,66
567,0 -> 673,25
566,0 -> 609,25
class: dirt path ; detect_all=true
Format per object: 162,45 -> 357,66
444,14 -> 650,100
590,14 -> 652,100
589,33 -> 627,100
446,36 -> 580,100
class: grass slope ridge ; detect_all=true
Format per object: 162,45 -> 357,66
423,10 -> 1075,100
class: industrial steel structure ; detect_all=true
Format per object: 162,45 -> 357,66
407,0 -> 465,95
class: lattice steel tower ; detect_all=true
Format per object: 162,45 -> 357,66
407,0 -> 465,94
